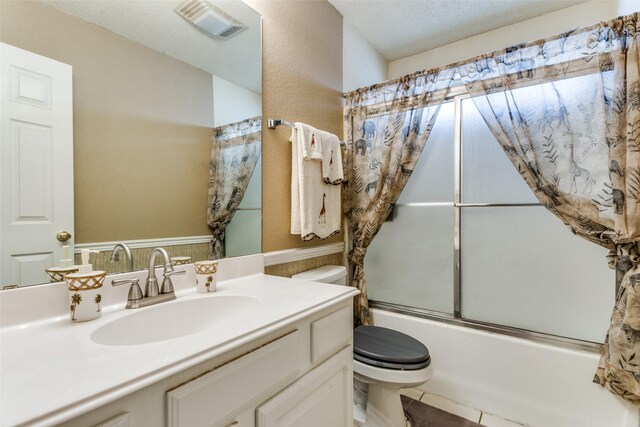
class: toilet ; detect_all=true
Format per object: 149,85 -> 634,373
292,265 -> 433,427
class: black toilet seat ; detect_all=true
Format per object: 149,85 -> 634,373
353,325 -> 431,371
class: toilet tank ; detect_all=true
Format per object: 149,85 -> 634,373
291,265 -> 347,285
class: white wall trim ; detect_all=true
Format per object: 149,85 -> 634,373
263,243 -> 345,267
74,235 -> 212,253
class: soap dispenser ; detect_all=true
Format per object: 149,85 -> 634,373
64,249 -> 106,322
45,245 -> 79,282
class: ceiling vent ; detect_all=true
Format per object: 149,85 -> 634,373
175,0 -> 247,40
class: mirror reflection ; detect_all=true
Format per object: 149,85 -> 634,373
0,0 -> 262,288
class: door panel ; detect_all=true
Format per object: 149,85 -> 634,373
0,43 -> 73,287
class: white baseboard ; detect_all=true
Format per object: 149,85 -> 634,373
263,243 -> 344,267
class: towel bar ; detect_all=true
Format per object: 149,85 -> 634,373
267,119 -> 295,129
267,118 -> 346,147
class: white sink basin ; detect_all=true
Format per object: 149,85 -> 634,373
91,295 -> 262,346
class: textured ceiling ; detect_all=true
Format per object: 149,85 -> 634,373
328,0 -> 589,61
43,0 -> 261,93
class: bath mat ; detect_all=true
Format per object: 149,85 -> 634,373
401,395 -> 483,427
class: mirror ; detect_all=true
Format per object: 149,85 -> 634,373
0,0 -> 262,287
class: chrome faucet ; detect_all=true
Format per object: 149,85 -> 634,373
109,242 -> 133,272
145,247 -> 184,297
111,247 -> 185,309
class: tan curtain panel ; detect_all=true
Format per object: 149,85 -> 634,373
207,116 -> 261,259
456,14 -> 640,404
343,71 -> 454,326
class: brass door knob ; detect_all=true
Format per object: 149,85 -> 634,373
56,231 -> 72,242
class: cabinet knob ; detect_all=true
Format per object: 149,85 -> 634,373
225,422 -> 239,427
56,231 -> 72,242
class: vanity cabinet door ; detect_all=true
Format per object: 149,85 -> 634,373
166,331 -> 301,427
311,306 -> 352,364
256,346 -> 353,427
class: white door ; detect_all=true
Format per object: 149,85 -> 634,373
0,43 -> 73,287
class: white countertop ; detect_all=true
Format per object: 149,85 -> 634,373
0,274 -> 358,427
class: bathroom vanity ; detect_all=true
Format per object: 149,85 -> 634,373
0,256 -> 358,427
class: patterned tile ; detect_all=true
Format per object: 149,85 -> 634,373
74,242 -> 210,275
264,252 -> 344,277
402,395 -> 483,427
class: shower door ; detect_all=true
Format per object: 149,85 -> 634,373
364,93 -> 614,345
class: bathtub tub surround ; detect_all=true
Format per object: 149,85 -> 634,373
376,309 -> 639,426
0,254 -> 359,426
343,70 -> 455,326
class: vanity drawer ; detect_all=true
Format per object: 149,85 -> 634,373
311,306 -> 352,364
166,331 -> 301,427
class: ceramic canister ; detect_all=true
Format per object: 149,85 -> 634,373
45,266 -> 79,283
64,271 -> 106,322
171,256 -> 192,266
195,260 -> 218,293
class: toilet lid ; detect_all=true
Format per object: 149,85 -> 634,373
353,326 -> 431,370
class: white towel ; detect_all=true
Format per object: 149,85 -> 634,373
291,125 -> 341,241
320,132 -> 343,185
294,122 -> 323,161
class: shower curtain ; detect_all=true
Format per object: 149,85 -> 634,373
344,11 -> 640,404
207,116 -> 261,259
343,71 -> 454,326
455,14 -> 640,404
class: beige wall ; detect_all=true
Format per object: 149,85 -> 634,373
245,0 -> 344,252
0,0 -> 213,243
3,0 -> 346,253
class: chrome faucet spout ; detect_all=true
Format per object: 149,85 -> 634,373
145,248 -> 172,297
145,247 -> 185,297
109,243 -> 133,272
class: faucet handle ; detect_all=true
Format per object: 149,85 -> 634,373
111,278 -> 143,304
160,269 -> 185,294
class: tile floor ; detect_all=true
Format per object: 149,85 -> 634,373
400,389 -> 528,427
403,395 -> 483,427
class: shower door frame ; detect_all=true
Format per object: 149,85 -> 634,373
368,90 -> 604,354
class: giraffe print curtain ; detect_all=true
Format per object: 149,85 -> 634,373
207,116 -> 261,259
343,71 -> 455,326
456,14 -> 640,404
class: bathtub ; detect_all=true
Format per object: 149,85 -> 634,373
372,308 -> 639,427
